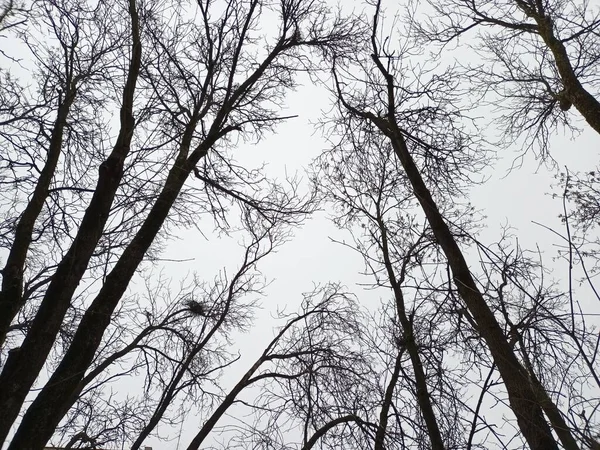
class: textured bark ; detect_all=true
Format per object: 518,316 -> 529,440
334,31 -> 561,445
533,14 -> 600,136
7,133 -> 201,450
0,0 -> 142,443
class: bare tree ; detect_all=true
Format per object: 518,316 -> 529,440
3,0 -> 596,448
313,138 -> 450,449
182,283 -> 371,450
42,207 -> 284,449
311,113 -> 523,449
128,210 -> 280,450
413,0 -> 600,153
326,1 -> 580,448
0,0 -> 123,349
0,0 -> 358,447
471,228 -> 600,449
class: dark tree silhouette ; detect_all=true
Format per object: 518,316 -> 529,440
0,0 -> 358,447
327,1 -> 580,448
1,0 -> 598,448
414,0 -> 600,153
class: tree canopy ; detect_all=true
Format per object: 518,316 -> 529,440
0,0 -> 599,449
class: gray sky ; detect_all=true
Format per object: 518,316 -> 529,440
152,74 -> 600,448
2,0 -> 600,448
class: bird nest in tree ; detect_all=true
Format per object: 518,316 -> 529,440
185,299 -> 206,317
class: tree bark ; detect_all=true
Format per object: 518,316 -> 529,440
376,215 -> 445,450
374,350 -> 404,450
7,131 -> 202,450
536,17 -> 600,135
515,2 -> 600,135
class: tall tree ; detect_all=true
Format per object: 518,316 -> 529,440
328,1 -> 580,448
313,138 -> 452,449
0,0 -> 357,447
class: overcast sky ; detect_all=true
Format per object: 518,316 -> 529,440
153,68 -> 600,448
3,0 -> 600,448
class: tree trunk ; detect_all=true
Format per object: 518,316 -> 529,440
300,415 -> 362,450
377,117 -> 559,450
377,215 -> 445,450
0,0 -> 142,443
533,11 -> 600,135
185,357 -> 264,450
0,88 -> 75,347
7,136 -> 201,450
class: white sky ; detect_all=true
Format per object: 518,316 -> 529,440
152,76 -> 600,448
2,0 -> 600,448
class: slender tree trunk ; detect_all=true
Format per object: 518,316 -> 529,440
131,276 -> 236,450
374,350 -> 404,450
0,88 -> 75,347
130,365 -> 188,450
0,0 -> 142,443
373,114 -> 560,450
517,334 -> 581,450
300,415 -> 362,450
185,357 -> 265,450
377,215 -> 445,450
185,305 -> 330,450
